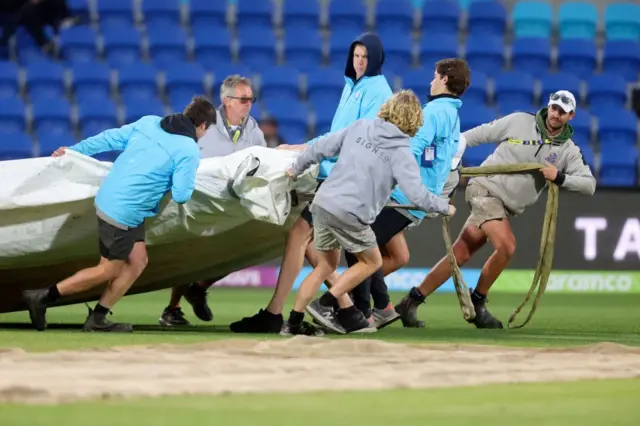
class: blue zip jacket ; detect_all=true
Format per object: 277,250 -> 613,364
69,114 -> 201,228
390,94 -> 463,220
308,33 -> 393,180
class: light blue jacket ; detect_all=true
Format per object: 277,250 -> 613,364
69,115 -> 201,228
390,95 -> 463,220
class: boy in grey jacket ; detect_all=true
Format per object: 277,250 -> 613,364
395,90 -> 596,329
284,91 -> 455,335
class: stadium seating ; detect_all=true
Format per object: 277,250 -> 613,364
467,1 -> 507,37
558,2 -> 599,40
604,3 -> 640,40
512,1 -> 554,39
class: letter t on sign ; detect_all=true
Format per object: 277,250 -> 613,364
575,217 -> 607,261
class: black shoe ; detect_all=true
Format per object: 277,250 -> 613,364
395,287 -> 425,328
467,290 -> 503,329
305,299 -> 346,334
229,309 -> 283,333
158,306 -> 191,327
337,308 -> 376,334
184,282 -> 213,322
22,289 -> 49,331
280,321 -> 325,336
82,307 -> 133,333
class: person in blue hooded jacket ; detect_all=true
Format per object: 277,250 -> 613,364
21,96 -> 216,333
230,32 -> 394,334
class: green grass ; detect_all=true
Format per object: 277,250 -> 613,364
1,288 -> 639,351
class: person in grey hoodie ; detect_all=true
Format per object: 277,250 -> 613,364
283,90 -> 455,335
395,90 -> 596,329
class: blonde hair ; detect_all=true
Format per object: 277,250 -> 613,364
377,90 -> 424,137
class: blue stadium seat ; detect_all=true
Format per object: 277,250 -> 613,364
15,27 -> 54,65
237,27 -> 278,70
164,62 -> 206,107
570,111 -> 593,146
494,71 -> 536,107
401,67 -> 431,100
118,63 -> 158,102
329,28 -> 362,66
284,28 -> 323,72
462,141 -> 497,166
0,132 -> 33,160
538,72 -> 582,104
464,71 -> 488,104
313,98 -> 339,136
210,63 -> 254,99
577,144 -> 596,171
467,1 -> 507,36
193,25 -> 233,69
595,108 -> 637,147
379,31 -> 413,74
250,103 -> 264,121
236,0 -> 274,29
599,145 -> 638,187
102,26 -> 142,69
32,99 -> 72,134
25,61 -> 65,102
147,24 -> 188,69
0,62 -> 19,100
557,39 -> 597,80
511,38 -> 551,76
59,26 -> 98,63
422,0 -> 461,36
306,67 -> 344,109
71,62 -> 111,103
558,2 -> 598,39
376,0 -> 415,32
260,66 -> 300,104
67,0 -> 91,16
77,99 -> 119,139
604,3 -> 640,40
283,0 -> 321,31
602,40 -> 640,83
189,0 -> 228,28
497,101 -> 536,116
586,74 -> 627,110
37,129 -> 77,157
124,97 -> 166,123
465,35 -> 504,73
459,103 -> 496,132
96,0 -> 134,29
512,1 -> 553,39
263,99 -> 309,144
141,0 -> 181,27
329,0 -> 367,33
419,33 -> 458,70
0,99 -> 26,132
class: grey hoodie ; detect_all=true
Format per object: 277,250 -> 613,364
291,118 -> 450,230
464,112 -> 596,215
198,108 -> 267,158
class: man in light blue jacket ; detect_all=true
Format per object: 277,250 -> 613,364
22,96 -> 216,333
230,32 -> 394,334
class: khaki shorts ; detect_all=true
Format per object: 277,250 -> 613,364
311,205 -> 377,254
463,182 -> 509,229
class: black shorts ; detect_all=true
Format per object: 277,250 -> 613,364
300,181 -> 324,226
97,216 -> 146,261
370,208 -> 413,247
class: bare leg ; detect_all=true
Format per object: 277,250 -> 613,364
293,249 -> 341,312
381,232 -> 410,276
98,242 -> 148,308
168,285 -> 186,308
57,259 -> 124,297
474,220 -> 516,295
328,247 -> 383,304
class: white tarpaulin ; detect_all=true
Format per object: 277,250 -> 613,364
0,147 -> 318,313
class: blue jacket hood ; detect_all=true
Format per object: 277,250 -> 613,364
345,32 -> 385,81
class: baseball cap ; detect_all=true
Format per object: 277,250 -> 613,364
548,90 -> 576,113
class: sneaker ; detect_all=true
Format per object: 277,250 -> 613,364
280,321 -> 325,336
22,289 -> 49,331
230,309 -> 283,333
158,306 -> 191,327
395,287 -> 426,328
183,282 -> 213,322
305,299 -> 346,334
371,302 -> 401,329
337,308 -> 377,334
82,307 -> 133,333
467,290 -> 503,329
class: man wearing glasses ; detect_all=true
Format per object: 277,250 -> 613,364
395,90 -> 597,329
159,75 -> 268,327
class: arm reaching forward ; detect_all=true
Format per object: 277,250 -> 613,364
289,126 -> 350,177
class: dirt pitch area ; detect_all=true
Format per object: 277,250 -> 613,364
1,337 -> 640,404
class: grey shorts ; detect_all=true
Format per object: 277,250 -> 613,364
441,169 -> 460,200
311,205 -> 377,254
463,182 -> 509,229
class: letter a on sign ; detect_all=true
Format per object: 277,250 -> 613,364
614,218 -> 640,261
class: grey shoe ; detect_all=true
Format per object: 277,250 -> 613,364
184,282 -> 213,322
306,299 -> 346,334
82,307 -> 133,333
371,303 -> 401,329
395,288 -> 426,328
467,291 -> 503,329
22,289 -> 49,331
159,306 -> 191,327
280,321 -> 325,336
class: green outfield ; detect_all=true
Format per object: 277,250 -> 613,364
0,289 -> 639,425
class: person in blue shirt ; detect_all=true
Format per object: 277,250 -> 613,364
351,58 -> 471,328
21,96 -> 216,333
230,32 -> 394,334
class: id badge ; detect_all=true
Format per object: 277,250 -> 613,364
421,146 -> 436,168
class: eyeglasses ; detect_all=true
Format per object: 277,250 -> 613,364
227,96 -> 256,104
549,93 -> 574,107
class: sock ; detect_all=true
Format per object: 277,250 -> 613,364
47,285 -> 61,303
318,291 -> 337,307
93,303 -> 110,321
288,310 -> 304,325
471,289 -> 487,303
410,287 -> 426,303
